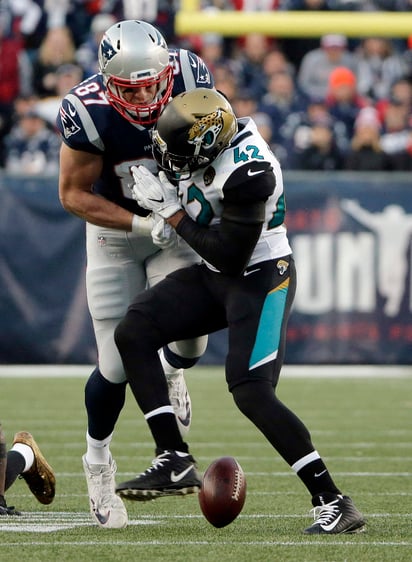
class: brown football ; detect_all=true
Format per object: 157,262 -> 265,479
198,456 -> 246,528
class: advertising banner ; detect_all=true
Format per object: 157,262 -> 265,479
284,172 -> 412,365
0,172 -> 410,365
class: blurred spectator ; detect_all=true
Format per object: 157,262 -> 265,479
355,37 -> 408,102
235,33 -> 275,100
262,48 -> 296,83
280,0 -> 331,7
11,95 -> 39,119
344,107 -> 391,170
278,0 -> 332,69
251,111 -> 274,145
3,108 -> 60,175
34,63 -> 84,127
402,35 -> 412,77
204,0 -> 234,6
259,70 -> 308,147
391,0 -> 412,9
284,96 -> 349,150
31,26 -> 77,98
327,0 -> 381,8
0,12 -> 34,164
1,0 -> 45,54
375,77 -> 412,123
43,0 -> 73,30
120,0 -> 159,20
112,0 -> 176,44
76,13 -> 117,77
326,66 -> 369,140
232,0 -> 279,8
329,0 -> 412,7
285,98 -> 345,169
380,96 -> 412,170
297,34 -> 358,100
43,0 -> 96,47
213,62 -> 239,102
231,88 -> 259,117
195,33 -> 229,76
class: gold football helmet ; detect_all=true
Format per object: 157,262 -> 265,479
152,88 -> 238,180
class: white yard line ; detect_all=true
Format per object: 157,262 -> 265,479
0,365 -> 411,378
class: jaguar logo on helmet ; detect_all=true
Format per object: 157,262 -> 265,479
188,110 -> 225,153
99,37 -> 117,71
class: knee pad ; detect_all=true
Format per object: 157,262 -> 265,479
167,335 -> 208,368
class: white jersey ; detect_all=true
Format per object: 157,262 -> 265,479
178,117 -> 292,271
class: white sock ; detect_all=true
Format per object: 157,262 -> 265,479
85,431 -> 113,465
10,443 -> 35,472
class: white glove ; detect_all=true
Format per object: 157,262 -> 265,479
151,215 -> 177,249
131,166 -> 182,219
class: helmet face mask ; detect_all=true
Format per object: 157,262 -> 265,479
98,20 -> 174,125
152,89 -> 238,181
152,129 -> 210,181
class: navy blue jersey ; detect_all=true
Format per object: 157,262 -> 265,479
56,49 -> 214,215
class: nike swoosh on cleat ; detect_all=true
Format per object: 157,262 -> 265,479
320,513 -> 343,532
94,509 -> 110,525
170,465 -> 194,483
177,415 -> 191,427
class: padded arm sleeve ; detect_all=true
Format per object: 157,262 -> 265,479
175,201 -> 265,276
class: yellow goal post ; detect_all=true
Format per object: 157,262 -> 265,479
176,2 -> 412,38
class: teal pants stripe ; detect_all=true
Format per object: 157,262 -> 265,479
249,279 -> 289,370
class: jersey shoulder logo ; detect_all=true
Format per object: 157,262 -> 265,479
59,103 -> 81,138
203,166 -> 216,186
187,51 -> 212,85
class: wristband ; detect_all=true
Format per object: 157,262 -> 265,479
132,215 -> 152,236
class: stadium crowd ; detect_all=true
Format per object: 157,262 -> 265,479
0,0 -> 411,172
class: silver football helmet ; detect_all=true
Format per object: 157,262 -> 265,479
98,20 -> 174,125
152,88 -> 238,181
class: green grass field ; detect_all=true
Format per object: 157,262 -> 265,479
0,366 -> 411,561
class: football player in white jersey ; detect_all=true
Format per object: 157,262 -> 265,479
114,89 -> 365,535
56,20 -> 213,528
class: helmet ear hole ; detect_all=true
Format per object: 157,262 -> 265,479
152,88 -> 238,180
98,20 -> 173,125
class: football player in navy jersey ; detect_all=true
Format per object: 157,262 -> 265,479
114,89 -> 365,535
56,20 -> 213,529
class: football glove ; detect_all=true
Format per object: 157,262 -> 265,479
131,166 -> 182,219
151,215 -> 177,249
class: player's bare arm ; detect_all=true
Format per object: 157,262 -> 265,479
59,143 -> 135,231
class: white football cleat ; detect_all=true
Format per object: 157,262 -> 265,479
166,369 -> 192,437
82,455 -> 128,529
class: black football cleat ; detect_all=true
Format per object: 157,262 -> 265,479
116,450 -> 201,501
304,494 -> 365,534
0,495 -> 21,516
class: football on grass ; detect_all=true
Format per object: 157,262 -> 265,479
198,456 -> 246,528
